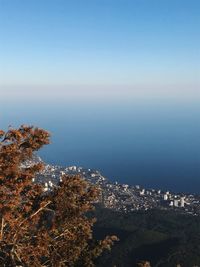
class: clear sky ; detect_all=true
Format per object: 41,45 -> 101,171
0,0 -> 199,100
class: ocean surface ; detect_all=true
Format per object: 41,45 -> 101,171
1,98 -> 200,193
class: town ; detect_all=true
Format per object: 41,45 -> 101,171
27,155 -> 200,216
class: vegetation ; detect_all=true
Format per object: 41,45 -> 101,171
0,125 -> 117,267
92,206 -> 200,267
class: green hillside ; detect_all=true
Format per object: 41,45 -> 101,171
92,206 -> 200,267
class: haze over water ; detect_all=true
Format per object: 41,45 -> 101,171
1,94 -> 200,194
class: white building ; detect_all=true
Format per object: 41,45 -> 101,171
140,189 -> 145,195
163,194 -> 168,200
174,199 -> 179,207
180,197 -> 185,207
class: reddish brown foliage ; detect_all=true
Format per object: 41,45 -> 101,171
137,261 -> 151,267
0,125 -> 117,267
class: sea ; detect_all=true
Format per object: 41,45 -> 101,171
1,97 -> 200,194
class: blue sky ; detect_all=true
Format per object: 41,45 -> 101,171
0,0 -> 199,100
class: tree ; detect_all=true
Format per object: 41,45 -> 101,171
0,125 -> 117,267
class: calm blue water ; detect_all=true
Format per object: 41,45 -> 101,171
1,98 -> 200,193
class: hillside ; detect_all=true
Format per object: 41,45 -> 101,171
32,157 -> 200,266
92,206 -> 200,267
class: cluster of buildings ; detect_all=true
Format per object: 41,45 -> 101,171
26,156 -> 200,216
